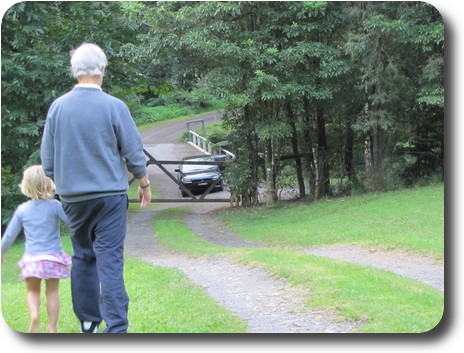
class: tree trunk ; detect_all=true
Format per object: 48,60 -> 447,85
344,117 -> 356,184
241,105 -> 259,206
264,138 -> 277,206
302,96 -> 316,200
315,106 -> 330,199
364,125 -> 386,191
287,102 -> 306,198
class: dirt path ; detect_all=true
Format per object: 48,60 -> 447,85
186,206 -> 444,292
125,113 -> 443,333
130,113 -> 358,332
125,206 -> 357,333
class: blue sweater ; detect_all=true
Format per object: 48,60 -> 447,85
1,199 -> 68,255
41,87 -> 147,202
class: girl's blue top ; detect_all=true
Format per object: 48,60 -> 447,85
1,199 -> 68,255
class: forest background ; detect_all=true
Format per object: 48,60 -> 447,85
1,1 -> 444,225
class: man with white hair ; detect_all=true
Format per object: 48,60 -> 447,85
41,43 -> 151,333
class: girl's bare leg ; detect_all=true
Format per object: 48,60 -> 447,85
45,279 -> 60,333
25,277 -> 41,333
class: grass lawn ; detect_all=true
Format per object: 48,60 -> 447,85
153,184 -> 444,333
219,185 -> 444,262
2,183 -> 443,333
1,234 -> 247,333
136,109 -> 222,133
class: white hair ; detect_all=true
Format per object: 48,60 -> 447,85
70,43 -> 108,78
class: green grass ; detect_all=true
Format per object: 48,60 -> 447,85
3,185 -> 444,333
219,185 -> 444,261
136,109 -> 223,133
124,256 -> 247,333
1,235 -> 247,333
152,203 -> 444,333
153,207 -> 234,256
1,233 -> 75,333
134,98 -> 225,130
236,248 -> 443,333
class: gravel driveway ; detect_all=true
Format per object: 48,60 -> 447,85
124,113 -> 444,333
125,206 -> 358,333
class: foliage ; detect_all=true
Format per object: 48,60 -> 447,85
1,2 -> 146,225
344,2 -> 444,190
223,157 -> 259,206
1,1 -> 444,222
133,90 -> 225,126
131,1 -> 443,203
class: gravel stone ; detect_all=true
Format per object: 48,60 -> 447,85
186,205 -> 444,292
125,207 -> 358,333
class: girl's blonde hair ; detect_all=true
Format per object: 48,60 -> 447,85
20,165 -> 56,200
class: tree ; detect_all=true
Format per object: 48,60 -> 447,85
135,1 -> 355,204
2,2 -> 69,223
2,1 -> 444,217
345,1 -> 444,190
1,1 -> 145,225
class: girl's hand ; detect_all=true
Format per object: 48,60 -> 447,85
1,256 -> 6,263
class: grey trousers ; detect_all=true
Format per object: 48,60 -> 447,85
62,194 -> 129,333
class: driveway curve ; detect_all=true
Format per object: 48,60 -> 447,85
127,112 -> 357,333
125,112 -> 443,333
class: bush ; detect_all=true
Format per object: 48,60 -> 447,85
132,90 -> 226,126
201,123 -> 230,146
145,90 -> 224,110
133,104 -> 196,125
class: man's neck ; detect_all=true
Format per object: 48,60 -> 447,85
77,74 -> 103,87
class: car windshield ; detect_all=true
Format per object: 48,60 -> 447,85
182,164 -> 218,173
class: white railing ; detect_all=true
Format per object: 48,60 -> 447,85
188,130 -> 235,160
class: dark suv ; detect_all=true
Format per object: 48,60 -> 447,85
175,156 -> 224,196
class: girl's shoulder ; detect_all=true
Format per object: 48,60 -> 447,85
13,200 -> 34,218
17,200 -> 33,211
40,198 -> 63,208
45,199 -> 66,215
43,198 -> 61,204
20,199 -> 61,210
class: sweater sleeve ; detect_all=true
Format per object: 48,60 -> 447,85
114,104 -> 147,179
1,207 -> 23,256
41,105 -> 56,179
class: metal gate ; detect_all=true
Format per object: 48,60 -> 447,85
128,148 -> 230,203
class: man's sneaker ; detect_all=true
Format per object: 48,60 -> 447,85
80,321 -> 100,333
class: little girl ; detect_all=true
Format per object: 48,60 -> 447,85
1,165 -> 71,333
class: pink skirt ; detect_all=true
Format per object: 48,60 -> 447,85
18,252 -> 72,281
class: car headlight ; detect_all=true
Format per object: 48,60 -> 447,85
182,177 -> 192,183
212,175 -> 220,180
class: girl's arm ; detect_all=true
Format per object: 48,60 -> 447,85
1,208 -> 24,259
56,201 -> 69,224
